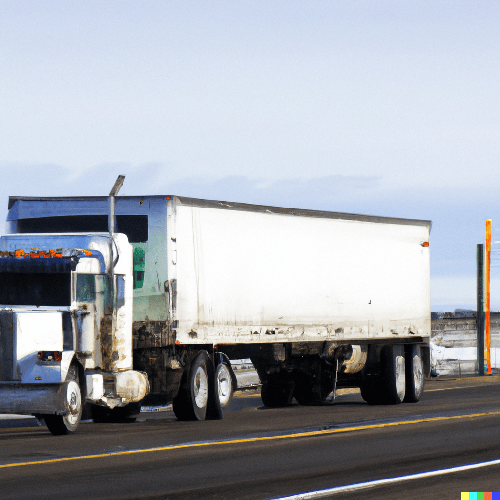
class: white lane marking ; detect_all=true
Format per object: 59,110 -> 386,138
267,457 -> 500,499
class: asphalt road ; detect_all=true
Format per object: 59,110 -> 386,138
1,376 -> 500,500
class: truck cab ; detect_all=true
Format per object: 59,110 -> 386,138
0,233 -> 148,434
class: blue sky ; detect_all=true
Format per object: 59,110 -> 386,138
1,1 -> 499,310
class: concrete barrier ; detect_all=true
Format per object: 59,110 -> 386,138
431,312 -> 500,377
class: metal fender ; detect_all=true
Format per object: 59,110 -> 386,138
61,351 -> 75,382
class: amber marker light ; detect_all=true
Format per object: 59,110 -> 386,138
37,351 -> 62,361
421,242 -> 429,247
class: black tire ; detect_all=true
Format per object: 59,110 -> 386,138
381,345 -> 406,404
360,381 -> 384,405
293,372 -> 333,405
43,366 -> 82,435
404,345 -> 425,403
360,345 -> 406,405
172,389 -> 193,421
360,388 -> 375,405
92,402 -> 142,423
173,351 -> 210,421
261,375 -> 294,408
293,375 -> 314,405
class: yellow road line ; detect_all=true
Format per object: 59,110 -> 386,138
426,384 -> 494,392
1,410 -> 500,470
426,387 -> 465,392
233,392 -> 261,398
0,426 -> 42,434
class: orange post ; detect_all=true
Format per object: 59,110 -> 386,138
485,219 -> 492,374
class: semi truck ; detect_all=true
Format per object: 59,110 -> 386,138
0,188 -> 431,434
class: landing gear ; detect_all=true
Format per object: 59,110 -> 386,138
43,366 -> 82,435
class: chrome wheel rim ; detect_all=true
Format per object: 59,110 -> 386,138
413,353 -> 424,395
65,380 -> 81,426
217,364 -> 233,407
395,354 -> 406,400
193,366 -> 208,409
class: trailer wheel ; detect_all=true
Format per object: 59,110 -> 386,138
261,375 -> 294,407
43,367 -> 82,435
216,362 -> 234,408
293,375 -> 314,405
173,351 -> 210,420
293,372 -> 333,405
360,345 -> 405,405
385,345 -> 406,404
404,345 -> 424,403
360,382 -> 383,405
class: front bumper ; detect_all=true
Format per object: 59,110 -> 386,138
0,383 -> 69,416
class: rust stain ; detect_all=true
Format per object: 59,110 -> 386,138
133,321 -> 171,349
100,312 -> 114,371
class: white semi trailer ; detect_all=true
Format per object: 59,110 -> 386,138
0,193 -> 431,434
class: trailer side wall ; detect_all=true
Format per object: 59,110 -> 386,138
171,198 -> 431,344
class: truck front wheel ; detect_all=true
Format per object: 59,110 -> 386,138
43,368 -> 82,435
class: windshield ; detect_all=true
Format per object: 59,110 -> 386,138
0,257 -> 74,307
16,215 -> 148,243
0,272 -> 71,306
